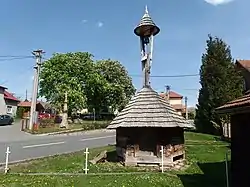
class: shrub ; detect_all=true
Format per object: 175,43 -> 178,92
39,118 -> 55,128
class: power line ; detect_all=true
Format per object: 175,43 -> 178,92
41,57 -> 199,78
0,66 -> 34,86
0,55 -> 33,58
130,74 -> 199,78
0,80 -> 8,85
183,88 -> 200,91
0,56 -> 33,62
1,56 -> 199,78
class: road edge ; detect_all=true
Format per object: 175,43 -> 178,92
32,128 -> 115,136
0,143 -> 116,170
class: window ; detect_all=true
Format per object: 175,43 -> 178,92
6,106 -> 12,114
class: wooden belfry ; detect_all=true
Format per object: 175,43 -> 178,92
134,5 -> 160,88
107,6 -> 192,167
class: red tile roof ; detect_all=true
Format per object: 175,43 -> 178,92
4,91 -> 20,102
18,100 -> 44,108
159,91 -> 183,99
236,60 -> 250,71
18,101 -> 32,107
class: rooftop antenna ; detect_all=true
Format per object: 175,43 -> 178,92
24,89 -> 28,102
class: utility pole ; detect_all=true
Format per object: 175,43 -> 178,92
185,96 -> 188,120
29,49 -> 45,130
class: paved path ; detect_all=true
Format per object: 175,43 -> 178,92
0,128 -> 115,165
0,120 -> 34,143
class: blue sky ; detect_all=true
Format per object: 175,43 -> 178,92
0,0 -> 249,107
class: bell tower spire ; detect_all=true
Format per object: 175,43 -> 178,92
145,5 -> 148,14
134,6 -> 160,88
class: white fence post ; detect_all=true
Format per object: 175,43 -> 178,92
4,146 -> 10,174
160,145 -> 164,173
83,147 -> 89,174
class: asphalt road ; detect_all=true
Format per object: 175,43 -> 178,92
0,130 -> 115,165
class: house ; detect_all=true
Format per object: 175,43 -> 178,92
236,60 -> 250,92
0,85 -> 20,116
18,100 -> 45,118
159,90 -> 186,116
217,60 -> 250,139
216,94 -> 250,187
215,59 -> 250,187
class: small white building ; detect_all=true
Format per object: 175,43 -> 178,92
0,86 -> 20,116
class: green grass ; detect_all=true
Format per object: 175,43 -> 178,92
25,120 -> 111,134
0,132 -> 231,187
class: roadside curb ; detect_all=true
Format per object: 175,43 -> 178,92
33,129 -> 115,136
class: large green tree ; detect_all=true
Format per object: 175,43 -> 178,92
40,53 -> 135,120
39,52 -> 94,127
195,35 -> 243,135
85,59 -> 136,113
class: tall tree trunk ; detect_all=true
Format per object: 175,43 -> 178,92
60,91 -> 69,129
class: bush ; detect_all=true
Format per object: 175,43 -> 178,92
80,121 -> 110,131
16,107 -> 29,119
39,118 -> 55,128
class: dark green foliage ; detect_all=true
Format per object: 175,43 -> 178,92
195,35 -> 243,135
188,112 -> 195,120
16,107 -> 29,119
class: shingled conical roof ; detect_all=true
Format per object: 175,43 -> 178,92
107,86 -> 193,129
134,6 -> 160,37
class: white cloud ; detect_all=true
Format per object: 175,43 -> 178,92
204,0 -> 234,6
81,19 -> 87,24
97,21 -> 103,28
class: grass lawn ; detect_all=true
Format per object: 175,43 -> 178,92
0,132 -> 231,187
24,120 -> 111,134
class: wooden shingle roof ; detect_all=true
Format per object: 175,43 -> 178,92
216,94 -> 250,114
107,86 -> 192,129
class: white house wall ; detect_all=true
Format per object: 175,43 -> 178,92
5,100 -> 18,117
169,98 -> 182,105
0,88 -> 7,115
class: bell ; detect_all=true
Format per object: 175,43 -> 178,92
134,6 -> 160,37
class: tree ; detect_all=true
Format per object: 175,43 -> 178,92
195,35 -> 243,135
85,59 -> 136,113
188,111 -> 195,120
40,53 -> 135,125
39,52 -> 94,128
84,70 -> 109,113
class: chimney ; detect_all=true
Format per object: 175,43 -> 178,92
165,85 -> 170,103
